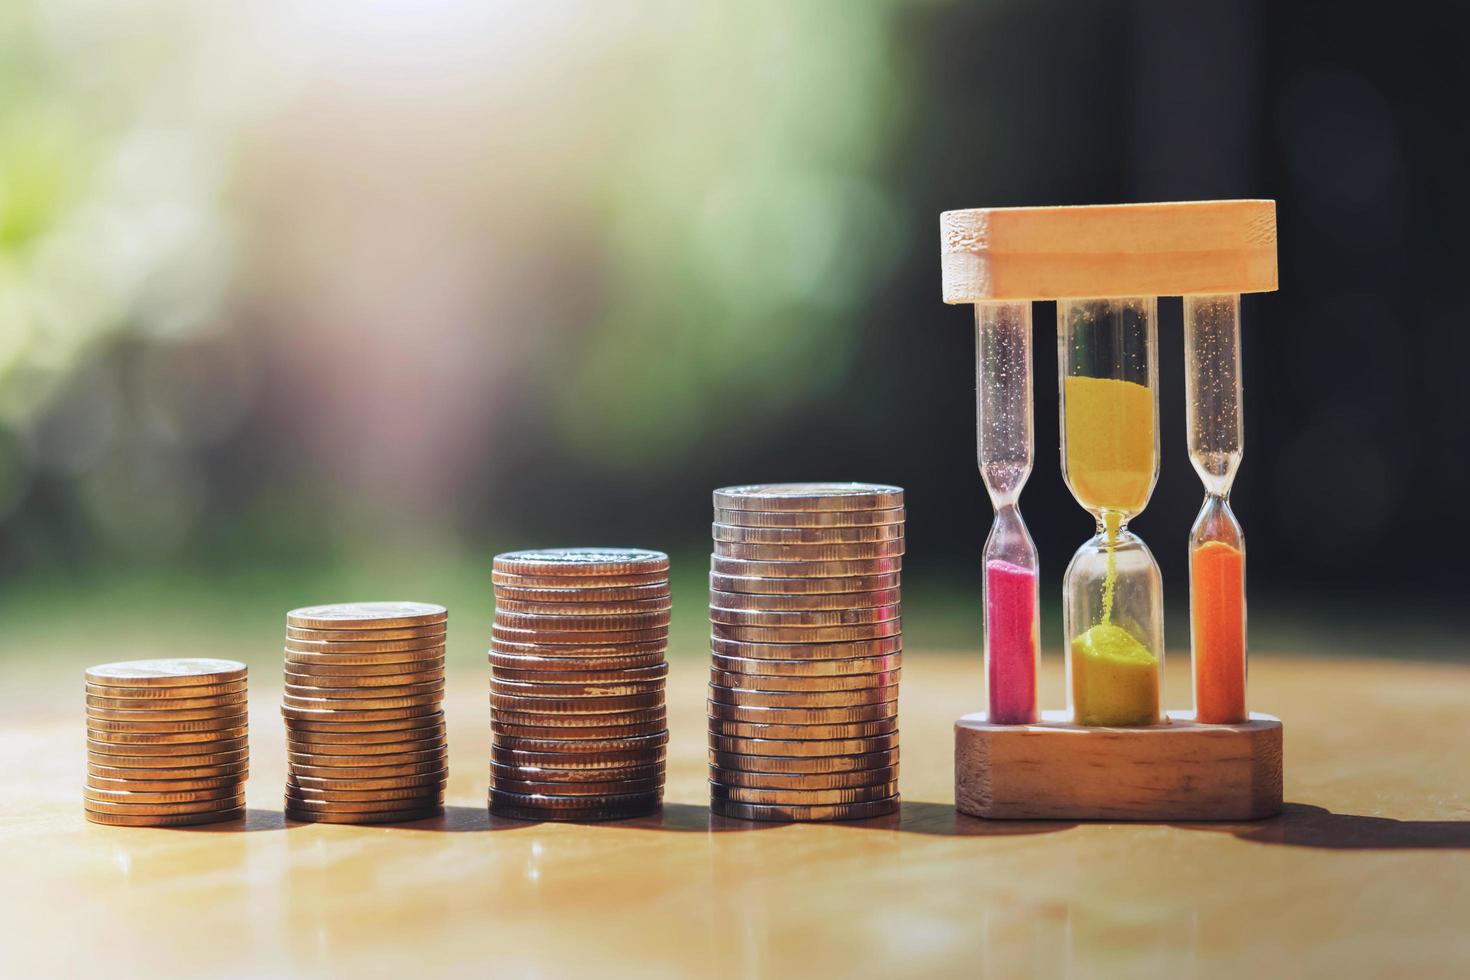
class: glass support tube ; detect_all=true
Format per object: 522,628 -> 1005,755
976,301 -> 1039,725
1184,294 -> 1247,723
1058,297 -> 1164,726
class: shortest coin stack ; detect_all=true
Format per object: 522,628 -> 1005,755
85,659 -> 250,827
489,549 -> 670,822
282,602 -> 448,824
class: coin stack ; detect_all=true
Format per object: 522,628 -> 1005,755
707,483 -> 904,821
282,602 -> 448,824
84,659 -> 249,827
489,549 -> 670,822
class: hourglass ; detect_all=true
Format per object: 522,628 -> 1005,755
943,200 -> 1283,821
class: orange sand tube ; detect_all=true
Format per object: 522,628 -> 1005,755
1191,540 -> 1245,723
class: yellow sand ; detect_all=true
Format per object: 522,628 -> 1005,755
1071,623 -> 1159,726
1063,376 -> 1156,516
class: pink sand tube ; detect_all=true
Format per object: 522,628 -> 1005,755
986,558 -> 1039,724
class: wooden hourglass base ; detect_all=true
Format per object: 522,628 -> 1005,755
954,710 -> 1282,821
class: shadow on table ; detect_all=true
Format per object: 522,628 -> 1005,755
175,808 -> 294,833
892,800 -> 1078,837
1181,803 -> 1470,850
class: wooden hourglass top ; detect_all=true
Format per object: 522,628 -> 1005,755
940,199 -> 1278,303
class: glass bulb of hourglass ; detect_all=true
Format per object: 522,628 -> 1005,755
976,301 -> 1039,725
1057,297 -> 1164,727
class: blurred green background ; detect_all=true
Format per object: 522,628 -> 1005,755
1,0 -> 1461,692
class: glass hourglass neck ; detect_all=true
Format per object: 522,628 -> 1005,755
975,301 -> 1034,511
1184,294 -> 1243,497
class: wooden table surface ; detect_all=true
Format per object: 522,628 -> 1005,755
4,651 -> 1468,978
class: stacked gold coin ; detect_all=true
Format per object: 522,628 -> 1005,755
282,602 -> 448,824
707,483 -> 904,821
489,549 -> 669,821
85,659 -> 249,827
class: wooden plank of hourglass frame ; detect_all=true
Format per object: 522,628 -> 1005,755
940,199 -> 1278,303
954,710 -> 1283,821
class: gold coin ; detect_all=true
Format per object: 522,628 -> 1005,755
711,523 -> 904,544
709,748 -> 899,773
285,624 -> 446,642
709,766 -> 899,790
284,658 -> 446,679
493,609 -> 672,632
709,556 -> 902,578
708,605 -> 900,628
283,669 -> 444,689
283,679 -> 444,699
707,588 -> 901,611
87,692 -> 248,711
710,571 -> 902,595
285,806 -> 442,824
488,800 -> 660,823
710,621 -> 901,644
491,678 -> 666,699
283,711 -> 444,733
710,651 -> 902,674
491,776 -> 663,798
84,793 -> 246,815
713,539 -> 905,562
489,759 -> 664,782
283,637 -> 447,655
288,760 -> 447,779
709,668 -> 901,691
494,708 -> 666,729
283,725 -> 445,746
489,650 -> 667,672
492,719 -> 668,740
491,625 -> 668,646
493,596 -> 672,616
710,636 -> 902,660
490,729 -> 668,753
712,483 -> 904,512
707,701 -> 897,725
284,784 -> 443,803
85,703 -> 250,722
708,718 -> 898,740
710,780 -> 898,806
707,684 -> 895,708
286,772 -> 447,792
707,731 -> 900,756
488,788 -> 661,810
284,648 -> 446,667
87,713 -> 249,733
86,659 -> 247,687
88,764 -> 247,783
87,737 -> 247,758
489,691 -> 663,714
491,662 -> 668,685
282,692 -> 442,713
286,602 -> 447,630
287,737 -> 447,757
491,747 -> 667,771
85,807 -> 245,827
84,680 -> 247,700
87,773 -> 245,793
283,795 -> 445,813
492,583 -> 671,604
88,726 -> 249,743
84,785 -> 242,805
492,549 -> 669,578
709,795 -> 900,822
712,506 -> 905,528
280,703 -> 439,722
491,570 -> 670,589
287,748 -> 445,768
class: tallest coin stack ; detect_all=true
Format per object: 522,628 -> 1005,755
707,483 -> 904,821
